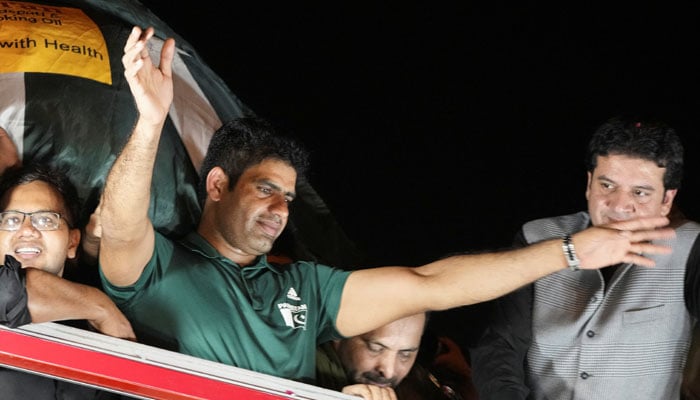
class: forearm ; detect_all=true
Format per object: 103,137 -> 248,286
26,268 -> 110,322
25,269 -> 135,339
101,119 -> 160,238
338,243 -> 560,336
414,239 -> 565,309
99,118 -> 160,284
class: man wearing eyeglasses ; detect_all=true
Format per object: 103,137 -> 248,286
0,207 -> 79,278
0,163 -> 134,399
0,163 -> 134,334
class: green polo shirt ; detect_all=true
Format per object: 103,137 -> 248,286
100,231 -> 351,382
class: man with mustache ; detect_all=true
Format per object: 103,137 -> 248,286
471,117 -> 700,400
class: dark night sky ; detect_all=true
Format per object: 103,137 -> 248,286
138,2 -> 700,267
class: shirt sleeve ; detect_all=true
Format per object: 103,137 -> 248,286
99,230 -> 169,305
0,255 -> 31,328
312,263 -> 351,342
469,230 -> 531,400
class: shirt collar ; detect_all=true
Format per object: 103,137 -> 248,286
179,231 -> 282,274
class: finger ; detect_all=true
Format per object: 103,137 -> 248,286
138,27 -> 155,59
159,38 -> 176,78
341,384 -> 370,398
632,241 -> 672,254
367,385 -> 395,400
141,26 -> 155,42
122,58 -> 143,79
122,40 -> 146,77
123,26 -> 142,53
366,385 -> 382,400
627,227 -> 676,243
122,27 -> 153,75
623,238 -> 675,267
125,37 -> 146,62
623,253 -> 658,268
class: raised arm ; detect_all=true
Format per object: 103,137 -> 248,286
99,27 -> 175,286
336,217 -> 675,336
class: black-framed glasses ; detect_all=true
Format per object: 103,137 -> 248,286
0,211 -> 64,231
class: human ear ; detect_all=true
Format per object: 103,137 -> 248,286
205,167 -> 228,202
660,189 -> 678,217
66,228 -> 81,260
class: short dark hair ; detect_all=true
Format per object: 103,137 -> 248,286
585,116 -> 684,190
197,117 -> 310,206
0,164 -> 80,228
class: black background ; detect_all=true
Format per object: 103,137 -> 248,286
138,2 -> 700,267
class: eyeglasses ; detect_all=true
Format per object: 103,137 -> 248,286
0,211 -> 64,231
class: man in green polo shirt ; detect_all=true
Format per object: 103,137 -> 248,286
97,26 -> 675,384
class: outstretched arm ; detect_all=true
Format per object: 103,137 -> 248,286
99,26 -> 175,286
25,268 -> 136,340
336,217 -> 675,337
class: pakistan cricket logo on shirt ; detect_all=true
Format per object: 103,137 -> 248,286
277,287 -> 307,330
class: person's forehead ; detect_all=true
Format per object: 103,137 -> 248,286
240,159 -> 297,188
363,317 -> 425,347
1,181 -> 65,212
594,154 -> 666,179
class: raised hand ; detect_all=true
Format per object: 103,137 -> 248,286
121,26 -> 175,126
573,216 -> 675,269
